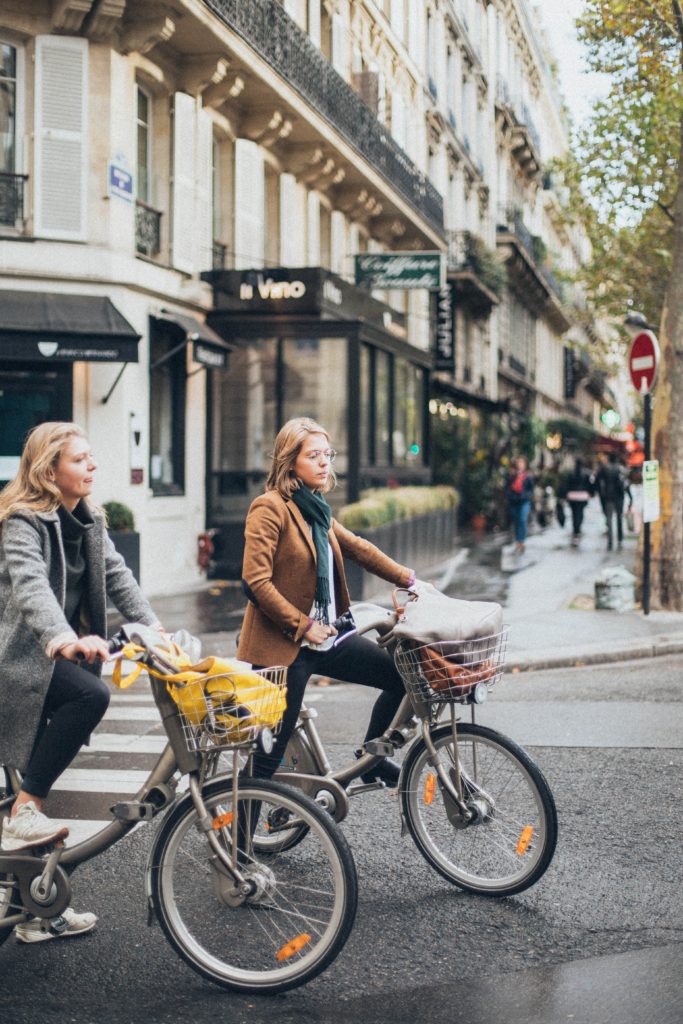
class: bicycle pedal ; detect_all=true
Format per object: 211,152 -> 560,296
348,781 -> 386,796
363,740 -> 394,757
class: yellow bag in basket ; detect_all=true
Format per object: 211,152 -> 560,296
169,657 -> 287,740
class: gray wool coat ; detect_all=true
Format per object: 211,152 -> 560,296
0,508 -> 157,772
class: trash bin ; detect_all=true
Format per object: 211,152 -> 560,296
594,566 -> 636,612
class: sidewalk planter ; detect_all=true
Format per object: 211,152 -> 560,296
343,507 -> 458,601
102,501 -> 141,584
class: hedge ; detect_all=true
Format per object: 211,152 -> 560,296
338,485 -> 459,531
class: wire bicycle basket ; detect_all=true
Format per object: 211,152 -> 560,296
394,628 -> 509,706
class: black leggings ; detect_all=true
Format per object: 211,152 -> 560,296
250,634 -> 405,778
21,659 -> 111,799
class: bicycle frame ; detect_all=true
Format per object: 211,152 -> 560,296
0,661 -> 273,929
276,610 -> 480,821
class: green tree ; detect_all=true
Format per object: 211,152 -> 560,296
569,1 -> 683,609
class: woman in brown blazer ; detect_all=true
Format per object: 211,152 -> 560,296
238,416 -> 415,783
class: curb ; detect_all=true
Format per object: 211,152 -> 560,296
505,634 -> 683,673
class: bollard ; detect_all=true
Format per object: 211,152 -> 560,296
594,566 -> 636,612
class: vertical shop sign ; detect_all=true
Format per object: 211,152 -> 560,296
434,284 -> 454,372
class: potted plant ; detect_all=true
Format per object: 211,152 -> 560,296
102,501 -> 140,583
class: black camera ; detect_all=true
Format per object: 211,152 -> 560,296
331,609 -> 357,646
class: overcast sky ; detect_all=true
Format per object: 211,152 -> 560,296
534,0 -> 611,127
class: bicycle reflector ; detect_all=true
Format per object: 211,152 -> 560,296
423,773 -> 436,805
212,812 -> 233,830
516,825 -> 534,855
275,934 -> 312,961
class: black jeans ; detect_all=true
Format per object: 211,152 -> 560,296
250,634 -> 405,778
569,501 -> 587,537
21,659 -> 111,799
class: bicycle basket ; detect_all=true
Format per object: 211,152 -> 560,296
394,629 -> 509,705
167,658 -> 287,752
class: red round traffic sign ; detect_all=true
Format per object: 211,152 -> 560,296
628,330 -> 660,394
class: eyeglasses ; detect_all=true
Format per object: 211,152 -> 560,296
302,449 -> 337,463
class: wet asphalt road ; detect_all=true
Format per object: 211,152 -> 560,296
2,654 -> 683,1024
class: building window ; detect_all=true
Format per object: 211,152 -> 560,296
374,349 -> 391,464
0,41 -> 26,229
394,360 -> 424,463
136,85 -> 152,203
149,331 -> 186,495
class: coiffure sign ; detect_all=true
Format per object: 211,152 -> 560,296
354,252 -> 444,290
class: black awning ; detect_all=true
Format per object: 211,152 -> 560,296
154,309 -> 231,369
0,290 -> 141,362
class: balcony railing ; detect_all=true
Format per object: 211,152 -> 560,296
0,172 -> 28,228
204,0 -> 444,234
135,200 -> 162,258
448,229 -> 506,299
497,206 -> 566,303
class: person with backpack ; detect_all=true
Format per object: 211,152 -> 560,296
505,456 -> 535,554
595,452 -> 632,551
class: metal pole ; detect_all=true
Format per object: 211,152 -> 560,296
643,391 -> 651,616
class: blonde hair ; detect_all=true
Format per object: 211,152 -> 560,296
0,421 -> 91,523
266,417 -> 336,497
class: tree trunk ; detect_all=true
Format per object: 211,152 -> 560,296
648,108 -> 683,608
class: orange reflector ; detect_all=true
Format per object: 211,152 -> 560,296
516,825 -> 534,855
424,772 -> 436,805
213,812 -> 233,830
275,933 -> 312,961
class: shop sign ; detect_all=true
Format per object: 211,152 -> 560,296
192,340 -> 228,370
563,346 -> 576,399
354,252 -> 444,290
239,276 -> 307,301
433,284 -> 454,371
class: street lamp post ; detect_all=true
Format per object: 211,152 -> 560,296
624,312 -> 659,616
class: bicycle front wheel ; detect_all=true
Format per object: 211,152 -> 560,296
401,722 -> 557,896
149,778 -> 358,994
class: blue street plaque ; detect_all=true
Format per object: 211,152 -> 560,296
108,161 -> 133,202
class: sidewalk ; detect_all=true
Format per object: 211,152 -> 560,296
147,500 -> 683,672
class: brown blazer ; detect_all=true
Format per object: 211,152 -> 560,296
237,489 -> 413,667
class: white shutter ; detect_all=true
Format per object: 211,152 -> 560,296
308,0 -> 321,46
391,90 -> 406,149
330,210 -> 345,275
234,138 -> 264,269
196,108 -> 214,272
171,92 -> 196,274
331,13 -> 346,74
390,0 -> 405,39
34,35 -> 88,241
306,191 -> 320,266
279,173 -> 298,266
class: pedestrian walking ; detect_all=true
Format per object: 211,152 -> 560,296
559,458 -> 594,547
505,456 -> 535,554
0,421 -> 162,942
595,453 -> 632,550
238,416 -> 416,785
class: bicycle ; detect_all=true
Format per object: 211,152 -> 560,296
258,596 -> 558,898
0,624 -> 357,994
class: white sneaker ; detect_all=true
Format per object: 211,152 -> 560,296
1,801 -> 69,851
15,907 -> 97,944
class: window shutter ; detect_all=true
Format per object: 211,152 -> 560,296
195,108 -> 214,272
391,90 -> 406,148
234,138 -> 264,269
331,13 -> 346,74
34,35 -> 88,241
330,211 -> 345,275
171,92 -> 196,274
306,191 -> 320,266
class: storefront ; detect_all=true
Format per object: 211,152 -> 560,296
202,267 -> 432,577
0,290 -> 140,483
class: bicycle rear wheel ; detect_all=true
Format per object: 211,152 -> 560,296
149,778 -> 357,994
401,722 -> 557,896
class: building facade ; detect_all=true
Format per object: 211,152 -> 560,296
0,0 -> 603,591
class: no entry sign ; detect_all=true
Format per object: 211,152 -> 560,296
628,330 -> 660,394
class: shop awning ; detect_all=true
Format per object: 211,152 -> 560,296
154,309 -> 232,370
0,290 -> 141,362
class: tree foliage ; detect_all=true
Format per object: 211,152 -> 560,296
557,1 -> 682,329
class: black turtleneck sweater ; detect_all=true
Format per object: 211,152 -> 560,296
57,499 -> 94,632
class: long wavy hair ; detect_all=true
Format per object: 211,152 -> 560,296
265,417 -> 337,498
0,421 -> 93,524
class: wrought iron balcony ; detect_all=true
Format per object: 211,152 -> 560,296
447,229 -> 505,311
204,0 -> 444,234
0,172 -> 28,228
135,200 -> 162,258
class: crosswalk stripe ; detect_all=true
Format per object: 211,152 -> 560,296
87,733 -> 169,753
